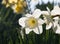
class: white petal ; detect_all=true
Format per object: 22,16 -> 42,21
51,6 -> 60,16
33,27 -> 40,34
38,19 -> 45,25
25,28 -> 32,34
25,14 -> 32,17
54,5 -> 60,10
33,26 -> 43,34
18,17 -> 27,28
53,21 -> 58,27
38,26 -> 43,34
42,11 -> 49,15
55,24 -> 60,34
32,9 -> 42,18
53,17 -> 59,26
53,17 -> 59,20
46,22 -> 52,30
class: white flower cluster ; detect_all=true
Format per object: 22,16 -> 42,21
19,5 -> 60,34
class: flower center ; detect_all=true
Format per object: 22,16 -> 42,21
26,17 -> 38,29
43,15 -> 52,25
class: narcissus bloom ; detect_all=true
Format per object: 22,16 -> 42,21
42,7 -> 53,30
11,1 -> 27,14
19,9 -> 44,34
51,5 -> 60,16
2,0 -> 26,8
2,0 -> 18,7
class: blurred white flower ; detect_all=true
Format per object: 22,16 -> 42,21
51,5 -> 60,16
30,0 -> 39,13
42,7 -> 53,30
49,0 -> 53,4
42,0 -> 49,4
19,9 -> 44,34
38,0 -> 42,5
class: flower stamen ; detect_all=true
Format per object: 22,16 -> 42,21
26,17 -> 38,29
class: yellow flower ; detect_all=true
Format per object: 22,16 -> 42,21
11,1 -> 27,14
8,0 -> 18,4
2,0 -> 18,7
2,0 -> 26,8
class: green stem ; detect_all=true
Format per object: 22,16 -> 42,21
17,28 -> 23,44
3,8 -> 11,21
12,14 -> 17,21
32,32 -> 36,44
45,30 -> 49,44
59,35 -> 60,44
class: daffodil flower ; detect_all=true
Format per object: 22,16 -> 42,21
42,7 -> 53,30
11,1 -> 27,14
8,0 -> 18,4
53,17 -> 60,34
19,9 -> 44,34
2,0 -> 26,8
2,0 -> 18,7
51,5 -> 60,16
11,4 -> 24,14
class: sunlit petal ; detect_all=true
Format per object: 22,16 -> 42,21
32,9 -> 42,18
33,27 -> 40,34
42,11 -> 49,15
19,17 -> 27,28
25,28 -> 32,34
55,24 -> 60,34
51,6 -> 60,16
38,19 -> 45,25
25,14 -> 32,17
46,22 -> 52,30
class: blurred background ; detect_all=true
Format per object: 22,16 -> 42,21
0,0 -> 60,44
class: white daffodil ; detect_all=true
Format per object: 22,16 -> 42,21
41,7 -> 53,30
42,11 -> 53,30
53,17 -> 60,34
19,9 -> 44,34
51,5 -> 60,16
